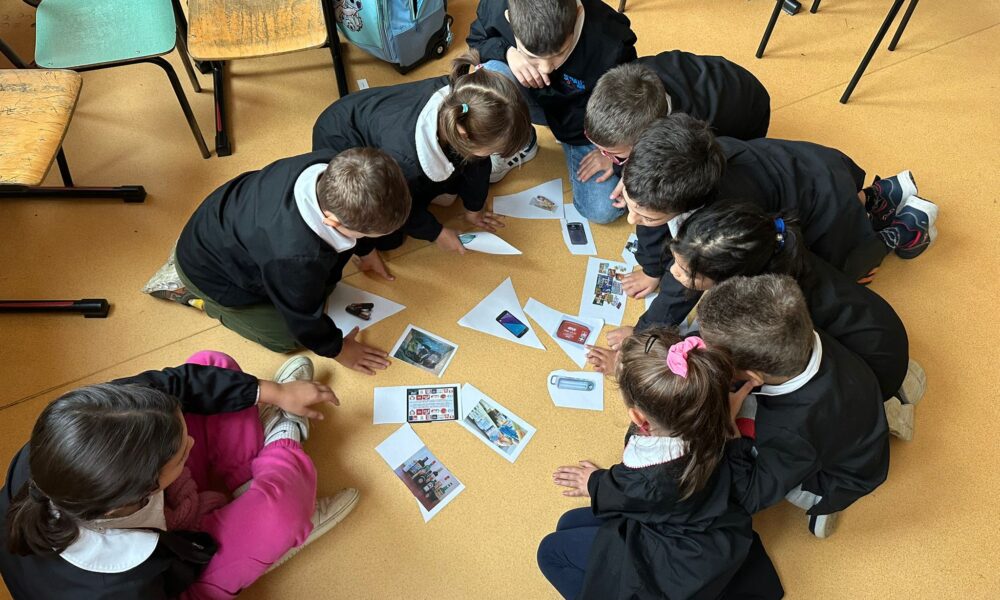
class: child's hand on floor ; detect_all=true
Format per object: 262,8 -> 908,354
435,228 -> 467,254
465,209 -> 505,233
553,461 -> 601,497
577,150 -> 614,183
353,251 -> 395,282
622,271 -> 659,299
506,47 -> 550,88
259,380 -> 339,420
606,326 -> 634,351
335,327 -> 392,375
585,345 -> 618,374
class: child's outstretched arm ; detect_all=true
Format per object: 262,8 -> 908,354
112,365 -> 260,415
727,427 -> 820,515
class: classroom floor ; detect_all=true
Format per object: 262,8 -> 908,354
2,1 -> 999,598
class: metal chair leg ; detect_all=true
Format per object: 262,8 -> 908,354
810,0 -> 821,13
143,56 -> 211,158
840,0 -> 906,103
756,0 -> 785,59
175,32 -> 202,93
618,0 -> 627,13
320,0 -> 350,97
0,37 -> 29,68
55,148 -> 74,187
0,299 -> 110,318
888,0 -> 919,51
210,61 -> 232,156
0,184 -> 146,202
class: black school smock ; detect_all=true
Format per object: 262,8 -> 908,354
311,75 -> 489,242
0,365 -> 259,600
634,137 -> 879,329
467,0 -> 637,146
176,150 -> 365,359
728,331 -> 890,516
579,434 -> 784,600
800,252 -> 909,400
637,51 -> 770,141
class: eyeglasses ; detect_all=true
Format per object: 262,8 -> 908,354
584,130 -> 629,166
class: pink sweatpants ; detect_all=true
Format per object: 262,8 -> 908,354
178,351 -> 317,600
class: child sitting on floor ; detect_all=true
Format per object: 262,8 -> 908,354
615,113 -> 939,332
0,352 -> 354,600
698,274 -> 890,538
143,147 -> 411,375
540,329 -> 783,600
312,50 -> 531,264
578,51 -> 770,196
467,0 -> 637,223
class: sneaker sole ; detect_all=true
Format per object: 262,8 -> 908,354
895,196 -> 939,259
489,143 -> 539,183
266,489 -> 360,573
884,397 -> 915,441
899,359 -> 927,406
273,356 -> 314,384
809,512 -> 840,539
894,170 -> 918,208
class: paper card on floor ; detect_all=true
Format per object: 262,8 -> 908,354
492,178 -> 565,219
621,234 -> 640,269
375,424 -> 465,522
373,384 -> 463,425
547,370 -> 604,411
523,298 -> 603,368
578,257 -> 629,327
560,204 -> 597,255
325,284 -> 405,332
457,383 -> 536,463
458,232 -> 522,255
390,325 -> 459,378
458,278 -> 544,350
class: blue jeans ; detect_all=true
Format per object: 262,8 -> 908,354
482,60 -> 625,224
537,508 -> 603,599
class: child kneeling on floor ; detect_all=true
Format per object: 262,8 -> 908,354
539,329 -> 783,600
0,352 -> 354,600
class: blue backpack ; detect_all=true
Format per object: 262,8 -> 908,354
333,0 -> 453,74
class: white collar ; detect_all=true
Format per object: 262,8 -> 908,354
668,208 -> 699,237
756,331 -> 823,396
294,163 -> 357,252
60,491 -> 165,573
414,86 -> 455,183
622,434 -> 687,468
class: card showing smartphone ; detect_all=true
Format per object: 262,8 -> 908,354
496,310 -> 529,338
567,222 -> 588,245
556,318 -> 591,345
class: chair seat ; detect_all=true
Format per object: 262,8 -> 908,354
187,0 -> 329,61
0,69 -> 82,186
35,0 -> 177,69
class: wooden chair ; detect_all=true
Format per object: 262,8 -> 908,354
756,0 -> 921,103
182,0 -> 349,156
0,68 -> 145,317
30,0 -> 210,158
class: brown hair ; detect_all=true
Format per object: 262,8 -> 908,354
316,147 -> 411,235
437,50 -> 532,159
616,328 -> 735,499
698,274 -> 815,377
508,0 -> 578,56
586,63 -> 669,148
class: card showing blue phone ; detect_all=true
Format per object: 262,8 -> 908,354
496,311 -> 529,338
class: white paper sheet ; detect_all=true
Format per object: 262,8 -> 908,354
457,384 -> 536,463
458,278 -> 544,350
523,298 -> 603,368
375,424 -> 465,522
459,231 -> 522,255
547,370 -> 604,411
390,325 -> 459,378
373,384 -> 464,425
578,257 -> 629,327
324,285 -> 405,332
621,233 -> 640,269
645,291 -> 659,312
492,179 -> 565,220
560,204 -> 597,255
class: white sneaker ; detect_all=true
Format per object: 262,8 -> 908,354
266,488 -> 360,573
884,397 -> 915,441
898,359 -> 926,406
260,403 -> 310,445
274,355 -> 314,384
489,138 -> 538,183
808,512 -> 840,539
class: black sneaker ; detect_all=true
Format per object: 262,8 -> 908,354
864,170 -> 918,230
882,196 -> 938,259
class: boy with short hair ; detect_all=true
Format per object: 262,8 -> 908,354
699,274 -> 890,538
467,0 -> 637,223
143,148 -> 411,375
617,113 -> 938,332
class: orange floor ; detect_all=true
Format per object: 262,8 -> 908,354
2,1 -> 999,599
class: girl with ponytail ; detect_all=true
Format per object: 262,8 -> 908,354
312,50 -> 532,275
538,328 -> 782,600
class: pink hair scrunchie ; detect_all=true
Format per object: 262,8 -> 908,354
666,336 -> 707,378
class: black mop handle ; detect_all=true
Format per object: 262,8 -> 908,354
0,299 -> 110,318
